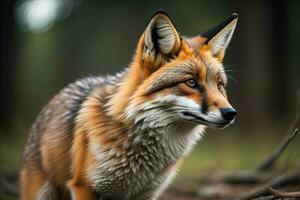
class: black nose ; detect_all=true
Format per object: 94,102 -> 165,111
220,108 -> 237,121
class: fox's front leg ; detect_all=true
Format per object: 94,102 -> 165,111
68,128 -> 95,200
67,180 -> 94,200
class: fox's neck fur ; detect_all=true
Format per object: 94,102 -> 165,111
77,68 -> 204,197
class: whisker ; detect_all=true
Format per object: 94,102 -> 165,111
223,69 -> 248,74
226,74 -> 238,85
223,64 -> 248,73
220,68 -> 248,74
224,64 -> 242,69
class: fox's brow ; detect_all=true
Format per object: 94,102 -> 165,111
145,62 -> 198,94
205,62 -> 225,82
219,69 -> 227,84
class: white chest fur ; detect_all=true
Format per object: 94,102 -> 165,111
88,119 -> 204,200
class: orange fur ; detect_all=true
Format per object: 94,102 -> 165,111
20,168 -> 46,200
40,130 -> 71,185
67,180 -> 94,200
78,87 -> 129,151
67,129 -> 94,199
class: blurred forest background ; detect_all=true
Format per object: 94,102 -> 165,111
1,0 -> 300,198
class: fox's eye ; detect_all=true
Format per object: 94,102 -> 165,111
217,80 -> 224,90
185,79 -> 196,88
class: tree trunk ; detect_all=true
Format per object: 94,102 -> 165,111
0,0 -> 17,137
231,0 -> 287,129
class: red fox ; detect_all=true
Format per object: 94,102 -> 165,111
20,11 -> 238,200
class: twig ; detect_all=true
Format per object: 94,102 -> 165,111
234,169 -> 300,200
212,170 -> 271,184
256,129 -> 298,171
0,177 -> 19,197
256,90 -> 300,172
268,187 -> 300,198
253,196 -> 277,200
0,168 -> 19,197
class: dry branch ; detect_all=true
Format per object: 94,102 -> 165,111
253,196 -> 277,200
256,129 -> 298,172
256,90 -> 300,172
0,168 -> 19,197
234,169 -> 300,200
211,170 -> 272,184
0,177 -> 19,197
268,187 -> 300,198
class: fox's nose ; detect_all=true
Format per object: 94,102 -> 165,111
220,108 -> 237,121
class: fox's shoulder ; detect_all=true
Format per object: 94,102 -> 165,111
23,72 -> 126,163
40,71 -> 126,125
65,71 -> 126,100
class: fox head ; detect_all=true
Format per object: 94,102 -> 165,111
111,11 -> 238,130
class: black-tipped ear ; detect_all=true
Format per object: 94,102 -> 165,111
142,11 -> 181,67
203,13 -> 238,58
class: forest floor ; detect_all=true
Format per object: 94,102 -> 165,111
1,127 -> 299,200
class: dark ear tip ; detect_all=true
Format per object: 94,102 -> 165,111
152,9 -> 169,18
144,10 -> 171,31
232,13 -> 238,19
203,13 -> 238,44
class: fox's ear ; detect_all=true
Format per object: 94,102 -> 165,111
203,13 -> 238,61
141,11 -> 181,69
